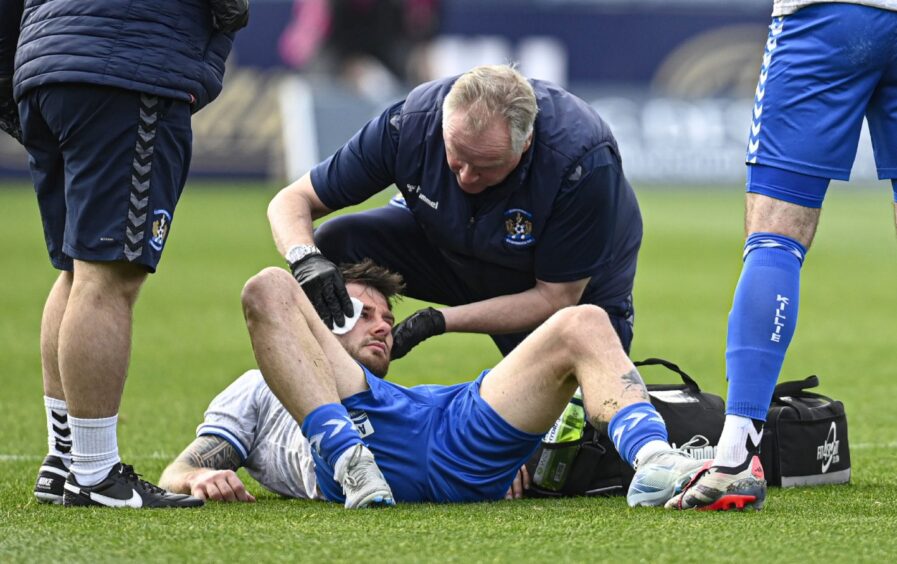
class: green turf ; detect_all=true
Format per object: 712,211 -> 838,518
2,181 -> 897,562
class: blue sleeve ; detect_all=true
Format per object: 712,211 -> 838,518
0,0 -> 23,77
535,151 -> 630,283
309,101 -> 403,211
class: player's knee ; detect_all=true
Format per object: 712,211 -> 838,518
743,232 -> 808,266
744,189 -> 821,249
314,214 -> 371,259
72,260 -> 147,304
315,213 -> 382,264
550,305 -> 615,354
241,267 -> 295,321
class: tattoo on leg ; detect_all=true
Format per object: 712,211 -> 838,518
602,399 -> 620,411
177,436 -> 241,471
620,368 -> 650,400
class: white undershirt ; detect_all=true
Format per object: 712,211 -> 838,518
773,0 -> 897,17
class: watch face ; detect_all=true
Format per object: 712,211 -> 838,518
288,245 -> 318,263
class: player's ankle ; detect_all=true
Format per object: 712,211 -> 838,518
714,414 -> 763,467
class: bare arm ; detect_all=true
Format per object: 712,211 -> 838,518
159,436 -> 256,502
267,173 -> 335,257
441,277 -> 591,334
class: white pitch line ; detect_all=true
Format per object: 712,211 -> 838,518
0,452 -> 174,462
852,442 -> 897,450
1,443 -> 896,463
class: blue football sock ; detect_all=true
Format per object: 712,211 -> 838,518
609,402 -> 669,468
726,232 -> 806,421
301,403 -> 363,469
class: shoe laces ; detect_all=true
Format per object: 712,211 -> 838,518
342,448 -> 377,489
676,435 -> 710,452
118,464 -> 166,495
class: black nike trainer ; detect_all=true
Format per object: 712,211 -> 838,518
63,462 -> 204,508
34,455 -> 68,504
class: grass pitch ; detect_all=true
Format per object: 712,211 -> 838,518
2,181 -> 897,562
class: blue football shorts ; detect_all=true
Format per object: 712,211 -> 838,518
312,367 -> 544,503
19,84 -> 192,272
746,3 -> 897,207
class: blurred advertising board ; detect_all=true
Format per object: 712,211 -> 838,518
0,1 -> 880,183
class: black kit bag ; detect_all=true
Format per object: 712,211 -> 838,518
760,375 -> 850,487
525,358 -> 725,497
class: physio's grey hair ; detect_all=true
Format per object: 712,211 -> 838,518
442,64 -> 538,155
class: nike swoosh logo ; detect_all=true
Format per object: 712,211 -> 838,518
64,483 -> 144,508
90,488 -> 143,508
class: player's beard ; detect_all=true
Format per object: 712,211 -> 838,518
348,339 -> 390,378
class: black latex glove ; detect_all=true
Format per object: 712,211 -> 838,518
0,77 -> 22,145
391,307 -> 446,360
290,254 -> 353,329
209,0 -> 250,33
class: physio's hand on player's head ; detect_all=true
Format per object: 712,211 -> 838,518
0,77 -> 23,145
290,253 -> 354,329
189,469 -> 256,503
390,307 -> 446,360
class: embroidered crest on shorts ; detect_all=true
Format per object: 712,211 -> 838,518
504,208 -> 535,247
150,209 -> 172,251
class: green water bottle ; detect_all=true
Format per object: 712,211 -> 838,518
533,388 -> 585,491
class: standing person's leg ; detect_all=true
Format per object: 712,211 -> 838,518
241,267 -> 394,508
720,192 -> 818,457
20,99 -> 77,503
41,273 -> 71,402
476,305 -> 702,506
669,191 -> 818,511
23,84 -> 201,508
33,272 -> 73,503
60,260 -> 146,481
671,4 -> 895,511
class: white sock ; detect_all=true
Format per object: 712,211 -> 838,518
44,396 -> 72,467
714,415 -> 763,467
68,414 -> 120,486
633,440 -> 671,470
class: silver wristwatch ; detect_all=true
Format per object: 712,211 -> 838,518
285,244 -> 321,264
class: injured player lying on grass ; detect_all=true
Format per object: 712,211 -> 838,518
160,259 -> 702,508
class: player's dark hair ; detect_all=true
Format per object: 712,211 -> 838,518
340,259 -> 405,308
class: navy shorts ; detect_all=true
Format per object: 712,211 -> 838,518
19,84 -> 192,272
746,4 -> 897,206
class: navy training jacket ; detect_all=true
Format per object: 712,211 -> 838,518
312,76 -> 643,308
6,0 -> 233,112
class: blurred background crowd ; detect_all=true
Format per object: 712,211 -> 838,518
0,0 -> 880,185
